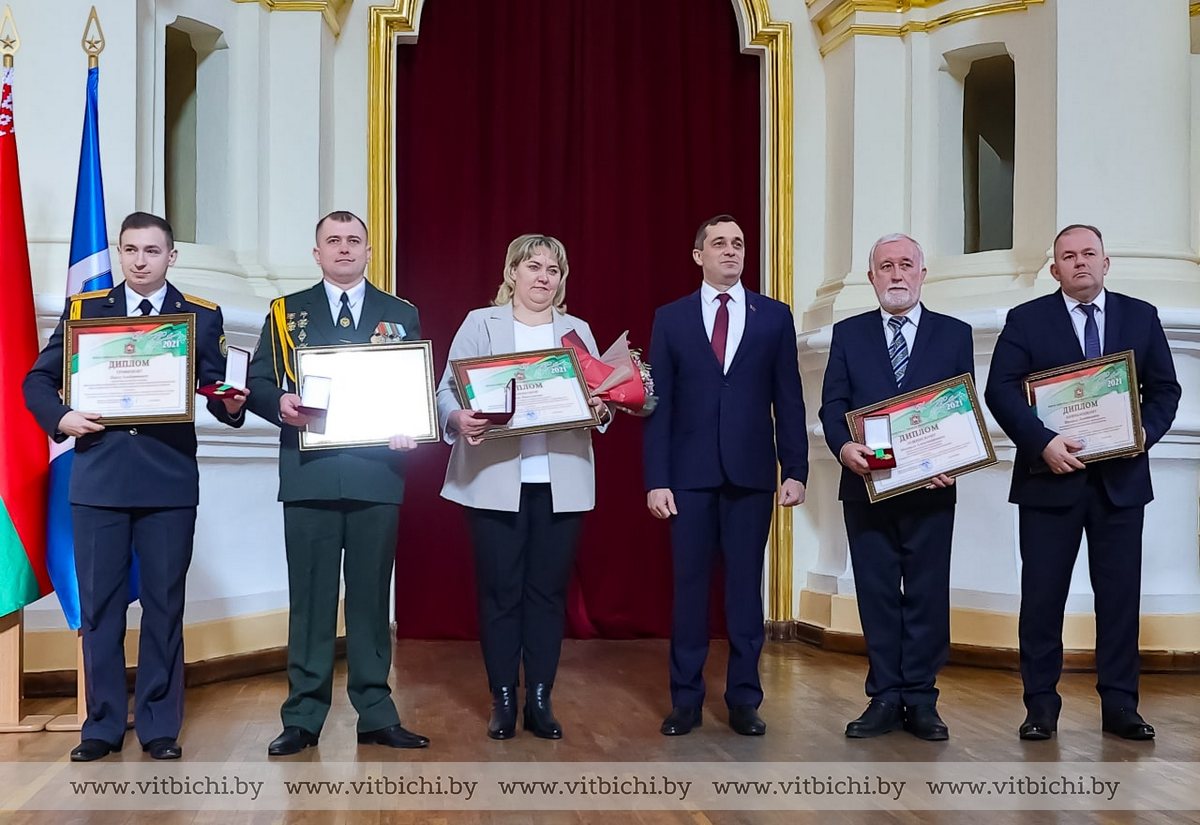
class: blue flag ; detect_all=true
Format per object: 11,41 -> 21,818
47,65 -> 138,630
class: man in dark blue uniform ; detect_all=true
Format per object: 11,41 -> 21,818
24,212 -> 246,761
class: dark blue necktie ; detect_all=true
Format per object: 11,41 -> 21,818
887,315 -> 908,386
1078,304 -> 1101,359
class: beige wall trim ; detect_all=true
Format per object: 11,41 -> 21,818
810,0 -> 1046,57
26,639 -> 349,699
786,621 -> 1200,673
805,590 -> 1200,652
366,0 -> 797,620
24,605 -> 349,673
231,0 -> 353,37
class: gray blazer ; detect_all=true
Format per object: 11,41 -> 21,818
437,303 -> 606,513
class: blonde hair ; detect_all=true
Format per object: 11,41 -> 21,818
493,234 -> 570,312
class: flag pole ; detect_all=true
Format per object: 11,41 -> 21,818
46,6 -> 110,734
0,4 -> 51,734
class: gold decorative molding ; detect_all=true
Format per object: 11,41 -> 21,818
1192,2 -> 1200,16
366,0 -> 796,620
366,0 -> 418,293
231,0 -> 352,37
739,0 -> 795,624
812,0 -> 1045,57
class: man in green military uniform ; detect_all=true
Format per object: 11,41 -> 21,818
247,210 -> 428,756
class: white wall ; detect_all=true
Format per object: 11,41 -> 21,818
794,0 -> 1200,652
8,0 -> 355,656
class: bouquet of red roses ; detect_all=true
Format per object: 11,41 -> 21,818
561,329 -> 657,416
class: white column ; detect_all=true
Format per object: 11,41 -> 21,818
807,36 -> 910,326
1054,0 -> 1197,303
261,11 -> 329,271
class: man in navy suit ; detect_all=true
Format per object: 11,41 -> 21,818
819,234 -> 974,741
985,224 -> 1179,741
644,214 -> 807,737
24,212 -> 247,761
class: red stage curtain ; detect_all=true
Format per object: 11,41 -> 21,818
393,0 -> 762,639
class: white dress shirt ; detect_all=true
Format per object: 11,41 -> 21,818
513,319 -> 556,483
124,282 -> 168,316
700,279 -> 746,374
324,278 -> 367,328
1062,288 -> 1107,355
880,301 -> 921,354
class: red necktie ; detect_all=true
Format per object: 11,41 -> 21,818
711,292 -> 731,369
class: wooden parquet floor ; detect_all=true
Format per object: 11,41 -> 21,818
2,639 -> 1198,824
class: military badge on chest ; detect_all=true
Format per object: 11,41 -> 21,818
286,310 -> 310,347
370,321 -> 406,344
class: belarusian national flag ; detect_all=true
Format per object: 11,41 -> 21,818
0,64 -> 51,615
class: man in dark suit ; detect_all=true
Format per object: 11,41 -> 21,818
247,210 -> 428,756
644,214 -> 807,737
24,212 -> 246,762
819,233 -> 974,741
985,224 -> 1180,742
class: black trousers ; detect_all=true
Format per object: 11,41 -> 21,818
843,498 -> 954,706
281,501 -> 401,734
1018,471 -> 1144,719
72,504 -> 195,746
466,484 -> 583,691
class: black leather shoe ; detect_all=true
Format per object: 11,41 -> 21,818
142,737 -> 182,760
488,685 -> 518,740
660,706 -> 702,736
845,699 -> 904,738
70,738 -> 122,762
268,726 -> 319,756
523,683 -> 562,739
903,704 -> 949,741
729,705 -> 766,736
1018,716 -> 1056,741
1102,708 -> 1155,741
358,724 -> 430,749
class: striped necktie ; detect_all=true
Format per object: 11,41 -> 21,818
888,315 -> 909,386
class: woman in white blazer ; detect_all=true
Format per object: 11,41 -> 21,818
437,234 -> 609,741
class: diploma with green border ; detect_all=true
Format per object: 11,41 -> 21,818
1024,351 -> 1144,465
847,373 -> 996,503
63,314 -> 196,426
450,347 -> 601,440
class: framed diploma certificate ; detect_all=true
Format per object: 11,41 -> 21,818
295,341 -> 439,450
450,348 -> 602,439
1023,351 -> 1144,464
846,374 -> 997,503
63,314 -> 196,425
